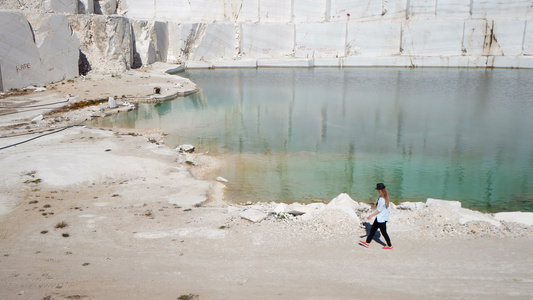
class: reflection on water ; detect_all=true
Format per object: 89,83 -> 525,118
92,68 -> 533,212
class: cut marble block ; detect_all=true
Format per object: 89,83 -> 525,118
492,20 -> 527,56
155,0 -> 190,20
436,0 -> 471,19
188,24 -> 237,63
241,24 -> 295,59
293,0 -> 328,23
408,0 -> 437,20
260,0 -> 292,23
295,23 -> 346,58
472,0 -> 533,20
401,20 -> 464,56
346,22 -> 402,56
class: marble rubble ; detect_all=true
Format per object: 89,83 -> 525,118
1,0 -> 533,91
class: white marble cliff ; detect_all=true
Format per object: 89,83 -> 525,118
1,0 -> 532,90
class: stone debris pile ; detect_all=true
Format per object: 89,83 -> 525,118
226,193 -> 533,240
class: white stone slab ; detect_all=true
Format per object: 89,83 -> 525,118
257,59 -> 314,67
294,0 -> 327,23
409,0 -> 436,20
240,208 -> 268,223
346,22 -> 402,56
241,24 -> 295,59
0,11 -> 45,90
260,0 -> 292,23
401,20 -> 464,56
493,20 -> 527,56
189,24 -> 237,63
295,23 -> 346,58
436,0 -> 471,19
472,0 -> 533,20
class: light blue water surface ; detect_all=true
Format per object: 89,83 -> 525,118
93,68 -> 533,212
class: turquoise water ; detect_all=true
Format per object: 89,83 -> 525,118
93,68 -> 533,212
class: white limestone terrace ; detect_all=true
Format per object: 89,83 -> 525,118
1,0 -> 532,91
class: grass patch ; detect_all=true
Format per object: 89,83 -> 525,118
55,221 -> 68,229
177,294 -> 199,300
24,178 -> 41,184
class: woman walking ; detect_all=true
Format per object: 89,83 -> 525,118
359,183 -> 393,250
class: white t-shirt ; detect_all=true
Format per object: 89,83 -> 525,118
376,196 -> 390,223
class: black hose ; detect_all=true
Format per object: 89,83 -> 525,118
0,120 -> 86,151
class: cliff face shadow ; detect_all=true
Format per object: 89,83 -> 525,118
360,222 -> 386,246
79,50 -> 91,76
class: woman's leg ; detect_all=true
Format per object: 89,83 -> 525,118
365,220 -> 379,244
378,222 -> 392,247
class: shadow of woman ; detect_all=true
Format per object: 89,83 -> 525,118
360,222 -> 387,246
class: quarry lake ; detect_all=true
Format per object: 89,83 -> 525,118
93,68 -> 533,213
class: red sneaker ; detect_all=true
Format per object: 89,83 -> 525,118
359,240 -> 369,248
382,246 -> 394,250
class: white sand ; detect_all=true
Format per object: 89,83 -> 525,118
1,64 -> 532,300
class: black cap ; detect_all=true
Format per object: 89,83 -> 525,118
376,183 -> 386,190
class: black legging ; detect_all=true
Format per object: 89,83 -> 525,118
366,220 -> 392,247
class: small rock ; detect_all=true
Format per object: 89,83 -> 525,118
31,115 -> 44,123
108,97 -> 118,108
216,177 -> 228,183
177,144 -> 195,153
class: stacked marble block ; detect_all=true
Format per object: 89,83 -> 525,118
120,0 -> 532,69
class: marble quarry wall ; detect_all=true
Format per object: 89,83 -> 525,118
0,0 -> 532,90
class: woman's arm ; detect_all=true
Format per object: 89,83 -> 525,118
366,210 -> 379,220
